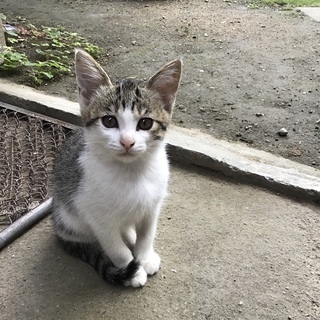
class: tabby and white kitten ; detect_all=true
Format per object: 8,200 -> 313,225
52,49 -> 182,287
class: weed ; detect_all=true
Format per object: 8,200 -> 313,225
0,49 -> 29,71
0,18 -> 103,86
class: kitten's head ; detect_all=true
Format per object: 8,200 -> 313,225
75,49 -> 182,163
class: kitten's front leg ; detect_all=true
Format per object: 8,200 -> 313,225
98,230 -> 147,287
134,213 -> 161,276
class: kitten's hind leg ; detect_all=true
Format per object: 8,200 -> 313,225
57,237 -> 142,286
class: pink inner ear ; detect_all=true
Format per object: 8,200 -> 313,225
147,60 -> 182,112
78,87 -> 91,109
152,82 -> 178,112
157,90 -> 175,112
75,49 -> 112,109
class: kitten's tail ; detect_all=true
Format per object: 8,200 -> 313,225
57,237 -> 140,285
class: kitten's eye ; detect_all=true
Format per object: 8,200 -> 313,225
137,118 -> 153,131
101,116 -> 118,128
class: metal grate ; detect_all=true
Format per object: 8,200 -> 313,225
0,104 -> 72,225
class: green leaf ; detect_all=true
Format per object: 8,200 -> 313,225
40,71 -> 54,79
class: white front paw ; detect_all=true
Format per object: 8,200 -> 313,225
141,252 -> 161,275
123,266 -> 147,288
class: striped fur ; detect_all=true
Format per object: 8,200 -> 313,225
57,237 -> 140,284
82,77 -> 172,141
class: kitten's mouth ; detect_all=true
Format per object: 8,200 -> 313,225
122,152 -> 135,157
119,151 -> 137,158
117,151 -> 140,163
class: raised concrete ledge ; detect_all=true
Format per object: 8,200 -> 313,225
0,79 -> 82,126
298,7 -> 320,22
167,128 -> 320,202
0,79 -> 319,203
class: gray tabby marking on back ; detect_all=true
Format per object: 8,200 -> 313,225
52,130 -> 84,215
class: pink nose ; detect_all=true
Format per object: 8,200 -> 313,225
120,138 -> 135,151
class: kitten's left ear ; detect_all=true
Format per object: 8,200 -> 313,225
75,49 -> 113,110
146,59 -> 182,113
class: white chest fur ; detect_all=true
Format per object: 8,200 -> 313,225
74,145 -> 169,225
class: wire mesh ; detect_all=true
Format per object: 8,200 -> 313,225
0,106 -> 71,225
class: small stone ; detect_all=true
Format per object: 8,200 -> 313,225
278,128 -> 288,137
245,125 -> 252,130
238,301 -> 244,306
256,112 -> 265,117
206,124 -> 211,127
316,119 -> 320,124
132,40 -> 137,45
100,309 -> 107,316
288,149 -> 302,157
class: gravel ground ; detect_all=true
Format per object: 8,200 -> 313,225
0,0 -> 319,167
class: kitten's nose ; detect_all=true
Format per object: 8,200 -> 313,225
120,138 -> 135,151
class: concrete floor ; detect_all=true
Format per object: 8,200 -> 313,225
0,163 -> 319,320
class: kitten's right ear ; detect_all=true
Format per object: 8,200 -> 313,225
75,49 -> 113,110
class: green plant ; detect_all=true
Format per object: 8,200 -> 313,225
0,49 -> 30,71
5,31 -> 19,45
0,21 -> 103,86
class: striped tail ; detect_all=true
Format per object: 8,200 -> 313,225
57,237 -> 140,285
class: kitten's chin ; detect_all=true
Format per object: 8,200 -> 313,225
116,151 -> 142,163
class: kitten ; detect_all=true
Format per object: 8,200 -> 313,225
52,49 -> 182,287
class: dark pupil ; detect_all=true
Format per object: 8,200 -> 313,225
138,118 -> 153,130
102,116 -> 118,128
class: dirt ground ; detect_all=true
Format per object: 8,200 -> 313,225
0,0 -> 319,168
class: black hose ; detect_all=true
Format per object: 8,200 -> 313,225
0,198 -> 53,250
